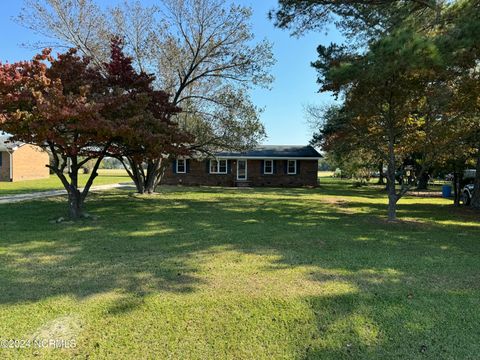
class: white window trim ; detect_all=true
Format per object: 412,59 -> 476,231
176,159 -> 186,174
287,160 -> 297,175
264,160 -> 273,174
209,159 -> 228,174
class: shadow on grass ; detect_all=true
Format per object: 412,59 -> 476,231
0,183 -> 479,357
157,182 -> 388,199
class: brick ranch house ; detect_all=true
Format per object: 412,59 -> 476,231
0,133 -> 50,182
163,145 -> 322,187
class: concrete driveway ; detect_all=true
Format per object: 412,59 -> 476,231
0,183 -> 133,204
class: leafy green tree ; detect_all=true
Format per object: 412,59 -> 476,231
277,0 -> 480,215
437,0 -> 480,207
307,104 -> 385,184
314,28 -> 448,220
270,0 -> 440,39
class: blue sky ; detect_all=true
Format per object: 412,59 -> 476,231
0,0 -> 342,145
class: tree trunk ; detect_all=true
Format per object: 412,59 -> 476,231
417,172 -> 429,190
135,182 -> 146,194
470,153 -> 480,209
68,189 -> 84,219
66,157 -> 84,219
123,157 -> 169,194
144,161 -> 158,194
377,163 -> 385,185
385,178 -> 390,192
46,141 -> 107,220
453,171 -> 462,207
387,141 -> 398,222
144,159 -> 169,194
387,173 -> 398,222
387,191 -> 397,222
120,157 -> 146,194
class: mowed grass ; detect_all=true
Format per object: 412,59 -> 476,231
0,177 -> 479,359
0,169 -> 131,196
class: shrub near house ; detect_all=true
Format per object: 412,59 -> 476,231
163,145 -> 322,187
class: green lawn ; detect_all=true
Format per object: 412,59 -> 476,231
0,169 -> 131,196
0,178 -> 479,359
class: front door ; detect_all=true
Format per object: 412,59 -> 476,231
237,160 -> 247,181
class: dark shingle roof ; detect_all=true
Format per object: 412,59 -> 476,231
215,145 -> 322,159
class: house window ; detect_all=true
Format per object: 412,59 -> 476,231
287,160 -> 297,174
210,159 -> 227,174
264,160 -> 273,174
176,159 -> 186,173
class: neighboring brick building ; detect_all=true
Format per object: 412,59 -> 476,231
163,145 -> 322,187
0,134 -> 50,182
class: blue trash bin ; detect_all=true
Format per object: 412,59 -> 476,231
442,185 -> 452,198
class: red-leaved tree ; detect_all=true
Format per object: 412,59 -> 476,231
0,49 -> 114,218
0,39 -> 190,217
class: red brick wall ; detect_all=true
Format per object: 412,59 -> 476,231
162,159 -> 318,187
163,159 -> 235,187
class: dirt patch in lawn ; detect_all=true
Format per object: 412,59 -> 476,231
31,315 -> 83,343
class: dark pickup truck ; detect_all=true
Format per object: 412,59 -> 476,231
461,170 -> 476,205
462,184 -> 475,205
